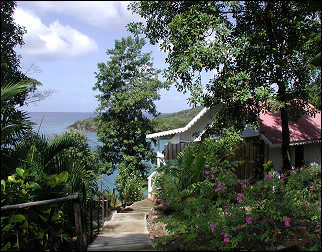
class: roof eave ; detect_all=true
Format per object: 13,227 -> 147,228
146,107 -> 210,139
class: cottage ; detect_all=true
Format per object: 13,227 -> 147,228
146,105 -> 321,200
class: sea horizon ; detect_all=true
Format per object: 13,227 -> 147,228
28,111 -> 169,194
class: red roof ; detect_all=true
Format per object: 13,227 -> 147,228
259,106 -> 321,144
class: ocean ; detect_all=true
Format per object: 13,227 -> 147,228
28,112 -> 169,192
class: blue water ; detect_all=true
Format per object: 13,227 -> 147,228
28,112 -> 169,192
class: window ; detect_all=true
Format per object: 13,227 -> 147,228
295,145 -> 304,168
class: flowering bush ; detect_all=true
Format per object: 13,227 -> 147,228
153,130 -> 321,250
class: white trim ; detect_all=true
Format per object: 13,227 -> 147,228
289,139 -> 321,146
146,107 -> 210,139
267,139 -> 321,148
148,171 -> 159,199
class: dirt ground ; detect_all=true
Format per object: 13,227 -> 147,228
146,208 -> 169,241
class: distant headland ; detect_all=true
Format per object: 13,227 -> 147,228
68,106 -> 203,133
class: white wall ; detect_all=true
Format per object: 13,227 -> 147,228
268,142 -> 321,170
269,147 -> 284,171
304,143 -> 321,166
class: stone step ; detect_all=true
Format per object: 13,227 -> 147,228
87,232 -> 153,251
87,199 -> 155,251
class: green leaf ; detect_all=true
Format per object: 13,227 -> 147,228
59,233 -> 70,241
56,171 -> 68,184
43,208 -> 51,215
16,168 -> 25,178
9,214 -> 26,224
1,241 -> 11,251
29,182 -> 41,191
7,175 -> 16,182
39,214 -> 48,222
1,179 -> 5,191
2,224 -> 14,232
51,212 -> 60,222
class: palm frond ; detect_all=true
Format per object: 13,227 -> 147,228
44,134 -> 81,169
1,81 -> 31,102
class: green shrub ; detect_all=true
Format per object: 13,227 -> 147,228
1,168 -> 74,251
115,172 -> 146,207
153,129 -> 321,250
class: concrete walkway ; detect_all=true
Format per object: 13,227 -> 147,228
87,199 -> 154,251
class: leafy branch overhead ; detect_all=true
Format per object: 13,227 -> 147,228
128,1 -> 321,172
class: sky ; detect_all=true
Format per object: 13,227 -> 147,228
14,1 -> 192,113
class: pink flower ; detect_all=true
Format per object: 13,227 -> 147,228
241,184 -> 246,188
211,174 -> 215,179
237,179 -> 241,184
212,169 -> 216,173
246,216 -> 252,224
204,165 -> 209,169
303,202 -> 308,207
283,217 -> 291,227
282,202 -> 286,206
223,206 -> 228,216
205,170 -> 209,175
221,232 -> 228,237
215,187 -> 221,192
279,173 -> 284,179
166,201 -> 171,207
237,193 -> 245,203
224,238 -> 230,243
265,174 -> 272,179
209,224 -> 216,232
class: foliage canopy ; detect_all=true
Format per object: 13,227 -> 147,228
129,1 -> 321,172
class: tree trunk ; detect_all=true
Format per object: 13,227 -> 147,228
280,107 -> 292,172
265,1 -> 292,173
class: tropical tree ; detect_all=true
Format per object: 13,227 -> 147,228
4,129 -> 99,195
1,1 -> 41,154
128,1 -> 321,172
1,1 -> 38,97
93,35 -> 169,205
1,129 -> 101,251
1,81 -> 34,179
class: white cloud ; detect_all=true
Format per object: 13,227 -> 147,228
13,8 -> 98,61
18,1 -> 142,30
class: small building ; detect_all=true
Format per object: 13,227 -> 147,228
146,105 -> 321,200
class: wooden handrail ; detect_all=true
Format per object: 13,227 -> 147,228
1,193 -> 79,211
1,192 -> 112,251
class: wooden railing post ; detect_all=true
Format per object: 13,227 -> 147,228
1,194 -> 85,251
90,199 -> 93,241
113,189 -> 116,208
97,200 -> 100,232
73,194 -> 87,251
81,183 -> 87,245
101,193 -> 104,229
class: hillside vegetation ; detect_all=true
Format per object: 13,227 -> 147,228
68,106 -> 203,133
152,106 -> 203,132
68,117 -> 98,132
